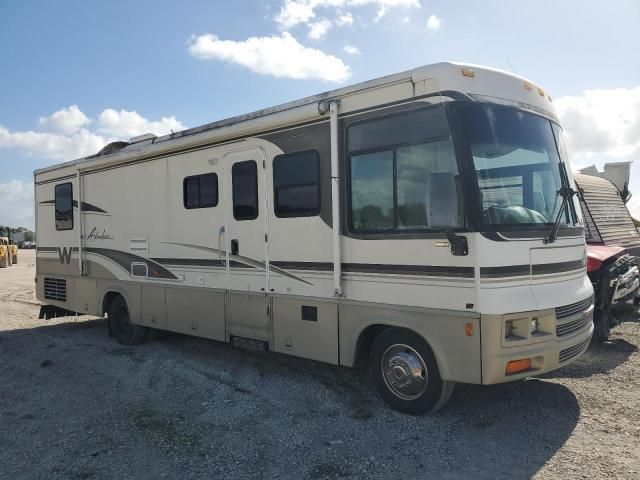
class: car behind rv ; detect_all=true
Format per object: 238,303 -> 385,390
34,62 -> 594,413
574,170 -> 640,341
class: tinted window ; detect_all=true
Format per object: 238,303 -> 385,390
183,173 -> 218,209
55,182 -> 73,230
348,107 -> 450,152
232,161 -> 258,220
273,150 -> 320,217
350,151 -> 394,230
348,107 -> 460,233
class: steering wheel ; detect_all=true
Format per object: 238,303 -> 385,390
484,205 -> 548,224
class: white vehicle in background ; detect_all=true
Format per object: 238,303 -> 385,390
34,62 -> 593,413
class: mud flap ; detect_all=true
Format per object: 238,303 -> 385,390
38,305 -> 79,320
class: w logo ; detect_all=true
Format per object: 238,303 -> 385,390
58,247 -> 73,264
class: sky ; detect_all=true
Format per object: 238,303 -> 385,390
1,0 -> 639,229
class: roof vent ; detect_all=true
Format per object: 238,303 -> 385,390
97,141 -> 129,156
129,133 -> 157,143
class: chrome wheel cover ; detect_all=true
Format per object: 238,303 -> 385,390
381,344 -> 428,400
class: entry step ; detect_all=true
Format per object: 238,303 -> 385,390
231,336 -> 269,352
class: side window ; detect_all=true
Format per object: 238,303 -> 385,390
273,150 -> 320,217
183,173 -> 218,209
55,182 -> 73,231
347,107 -> 460,233
232,161 -> 258,220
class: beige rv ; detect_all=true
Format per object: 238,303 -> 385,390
35,63 -> 594,413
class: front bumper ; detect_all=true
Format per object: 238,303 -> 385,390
611,265 -> 639,304
481,301 -> 594,384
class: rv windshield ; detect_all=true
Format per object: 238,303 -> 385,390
452,103 -> 576,228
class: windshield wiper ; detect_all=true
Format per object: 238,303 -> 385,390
544,161 -> 576,244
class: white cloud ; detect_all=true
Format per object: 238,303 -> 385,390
274,0 -> 420,28
308,18 -> 332,39
336,12 -> 354,26
97,109 -> 185,138
555,85 -> 640,161
0,180 -> 34,229
38,105 -> 91,135
0,106 -> 186,162
275,0 -> 320,28
0,126 -> 106,161
343,44 -> 361,54
426,14 -> 441,30
555,85 -> 640,219
353,0 -> 420,21
188,32 -> 350,82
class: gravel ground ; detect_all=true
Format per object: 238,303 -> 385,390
1,249 -> 639,479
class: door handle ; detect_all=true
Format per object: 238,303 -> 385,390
231,239 -> 239,256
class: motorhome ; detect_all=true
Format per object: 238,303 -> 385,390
35,62 -> 594,413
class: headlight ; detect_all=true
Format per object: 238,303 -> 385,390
505,320 -> 514,338
530,318 -> 539,334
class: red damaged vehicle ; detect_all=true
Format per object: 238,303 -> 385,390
574,171 -> 640,341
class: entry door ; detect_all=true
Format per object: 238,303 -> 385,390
225,151 -> 270,342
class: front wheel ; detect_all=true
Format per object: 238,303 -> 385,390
369,328 -> 454,414
108,295 -> 148,345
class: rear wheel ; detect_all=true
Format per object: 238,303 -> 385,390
11,251 -> 17,264
108,295 -> 148,345
369,328 -> 454,414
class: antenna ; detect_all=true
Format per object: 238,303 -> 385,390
506,58 -> 518,74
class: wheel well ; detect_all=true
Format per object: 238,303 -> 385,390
354,325 -> 437,371
354,324 -> 392,370
101,291 -> 122,318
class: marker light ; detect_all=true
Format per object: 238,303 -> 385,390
461,67 -> 475,78
465,322 -> 474,337
524,81 -> 533,91
506,358 -> 531,375
538,87 -> 545,97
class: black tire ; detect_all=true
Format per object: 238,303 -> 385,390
593,307 -> 611,342
11,251 -> 17,264
369,328 -> 454,415
108,295 -> 148,345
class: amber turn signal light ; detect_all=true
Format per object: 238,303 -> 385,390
465,322 -> 473,336
461,67 -> 475,78
505,358 -> 531,375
